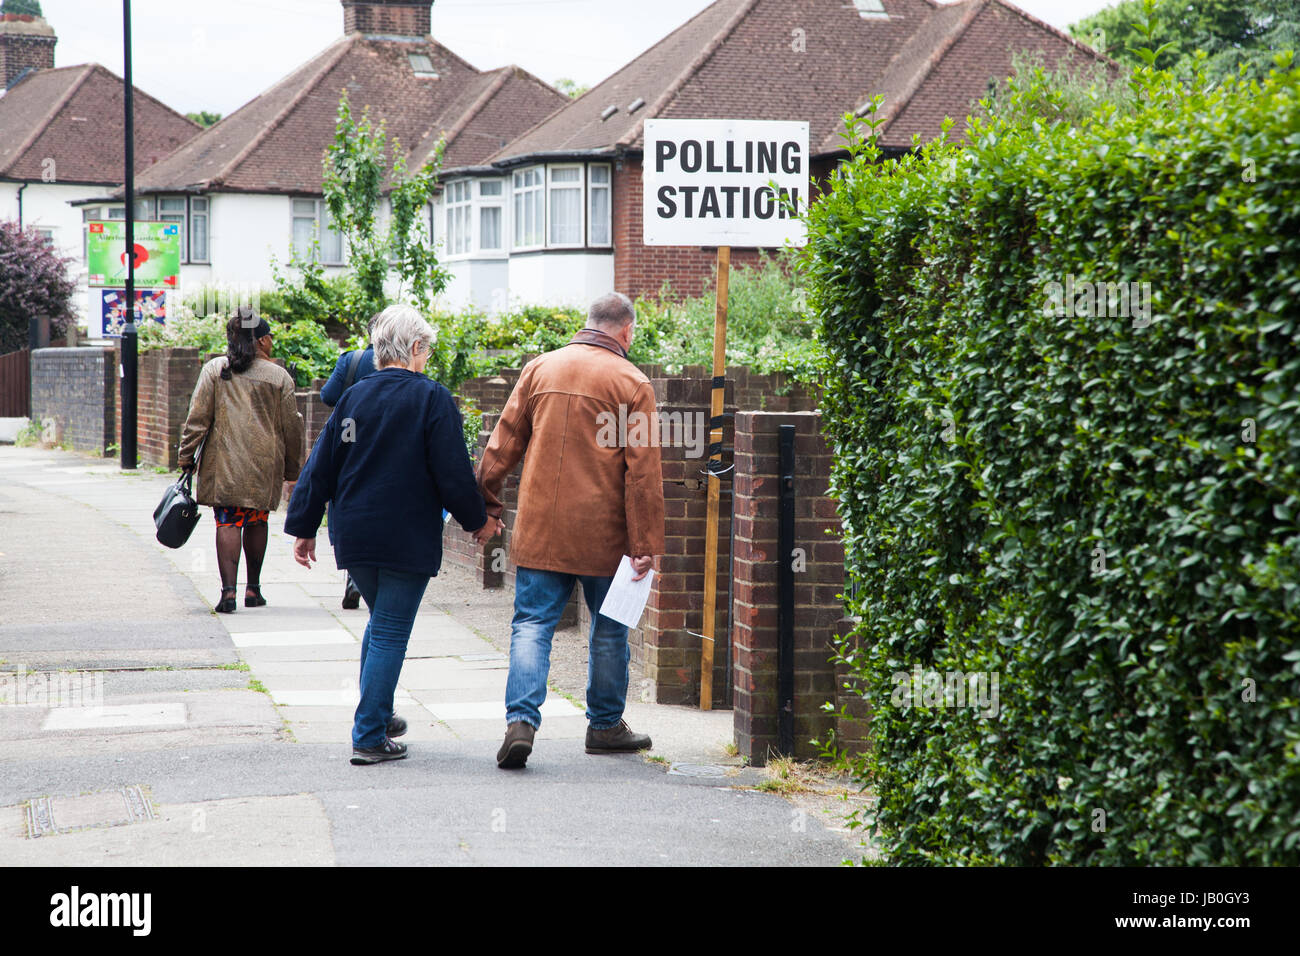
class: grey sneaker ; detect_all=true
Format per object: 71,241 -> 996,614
585,719 -> 652,754
496,721 -> 535,769
350,737 -> 407,765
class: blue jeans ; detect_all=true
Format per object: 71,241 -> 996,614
505,566 -> 630,731
347,567 -> 429,748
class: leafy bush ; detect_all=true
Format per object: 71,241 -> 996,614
803,59 -> 1300,865
0,220 -> 75,354
1070,0 -> 1300,83
138,302 -> 339,388
633,251 -> 823,380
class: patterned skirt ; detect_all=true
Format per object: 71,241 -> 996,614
213,505 -> 270,528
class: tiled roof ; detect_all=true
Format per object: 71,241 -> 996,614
131,34 -> 566,195
482,0 -> 1107,166
0,63 -> 201,183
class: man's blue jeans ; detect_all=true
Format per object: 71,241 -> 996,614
347,567 -> 429,749
505,566 -> 630,730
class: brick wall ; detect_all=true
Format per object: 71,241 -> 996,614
0,16 -> 57,89
299,378 -> 331,463
109,347 -> 205,469
731,410 -> 845,765
29,347 -> 115,455
342,0 -> 430,37
138,348 -> 201,468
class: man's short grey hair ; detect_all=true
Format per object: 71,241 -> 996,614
372,304 -> 434,367
588,292 -> 635,329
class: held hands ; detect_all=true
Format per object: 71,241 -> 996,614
293,537 -> 316,569
630,555 -> 654,581
471,517 -> 505,546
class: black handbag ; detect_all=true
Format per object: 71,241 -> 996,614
154,466 -> 201,549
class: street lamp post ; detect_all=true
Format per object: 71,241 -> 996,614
120,0 -> 137,470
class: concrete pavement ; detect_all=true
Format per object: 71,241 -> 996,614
0,444 -> 867,865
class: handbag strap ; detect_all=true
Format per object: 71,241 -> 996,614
344,349 -> 364,390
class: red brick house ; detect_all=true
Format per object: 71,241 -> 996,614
437,0 -> 1107,308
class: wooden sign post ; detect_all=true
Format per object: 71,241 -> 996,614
700,245 -> 730,710
641,118 -> 808,710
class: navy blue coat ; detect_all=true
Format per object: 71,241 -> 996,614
320,348 -> 376,407
285,367 -> 487,577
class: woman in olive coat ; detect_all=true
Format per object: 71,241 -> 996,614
179,308 -> 304,612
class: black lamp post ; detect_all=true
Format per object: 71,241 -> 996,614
120,0 -> 137,470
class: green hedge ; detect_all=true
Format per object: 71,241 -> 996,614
804,61 -> 1300,864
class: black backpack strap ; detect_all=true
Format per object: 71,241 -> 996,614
344,349 -> 364,390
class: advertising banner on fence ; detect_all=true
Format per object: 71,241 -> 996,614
99,288 -> 168,338
86,221 -> 181,288
642,118 -> 809,248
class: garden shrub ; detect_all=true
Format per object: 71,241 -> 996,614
803,59 -> 1300,864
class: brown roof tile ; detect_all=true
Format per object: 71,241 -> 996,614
132,34 -> 566,195
484,0 -> 1108,165
0,63 -> 201,183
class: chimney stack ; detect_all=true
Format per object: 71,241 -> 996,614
342,1 -> 432,39
0,1 -> 56,90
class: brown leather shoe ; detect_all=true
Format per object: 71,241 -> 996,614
585,719 -> 652,754
496,721 -> 535,769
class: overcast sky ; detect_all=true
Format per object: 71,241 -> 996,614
38,0 -> 1117,117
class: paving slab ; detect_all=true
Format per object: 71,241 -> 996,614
0,793 -> 335,866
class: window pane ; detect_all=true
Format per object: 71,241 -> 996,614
191,197 -> 208,213
480,206 -> 501,250
191,213 -> 208,262
160,197 -> 185,213
552,167 -> 580,183
321,206 -> 342,263
292,199 -> 316,216
480,180 -> 503,197
590,187 -> 610,245
133,198 -> 153,219
530,189 -> 545,246
107,207 -> 125,219
591,165 -> 610,184
514,191 -> 525,246
292,217 -> 315,259
550,186 -> 582,245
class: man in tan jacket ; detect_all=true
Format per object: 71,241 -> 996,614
478,292 -> 665,769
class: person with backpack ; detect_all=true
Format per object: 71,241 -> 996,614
319,318 -> 378,609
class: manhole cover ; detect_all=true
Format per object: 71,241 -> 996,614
25,785 -> 156,839
667,763 -> 729,777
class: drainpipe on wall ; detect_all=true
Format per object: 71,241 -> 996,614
16,182 -> 27,229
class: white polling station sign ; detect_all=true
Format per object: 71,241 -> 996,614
643,118 -> 810,247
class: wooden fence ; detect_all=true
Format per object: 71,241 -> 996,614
0,349 -> 30,417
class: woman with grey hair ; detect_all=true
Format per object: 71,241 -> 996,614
285,304 -> 495,764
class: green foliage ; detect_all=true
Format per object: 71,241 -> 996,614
802,60 -> 1300,865
553,78 -> 590,99
478,305 -> 586,362
271,315 -> 340,388
268,247 -> 379,334
138,300 -> 338,388
977,52 -> 1134,128
13,419 -> 42,447
633,251 -> 824,381
1,0 -> 42,17
185,111 -> 222,128
319,90 -> 449,322
1071,0 -> 1300,82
